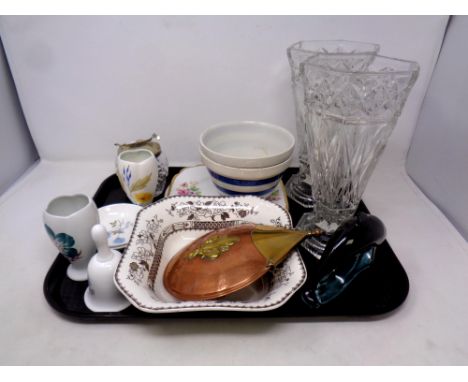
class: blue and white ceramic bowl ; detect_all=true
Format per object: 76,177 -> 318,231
200,150 -> 292,197
207,171 -> 283,196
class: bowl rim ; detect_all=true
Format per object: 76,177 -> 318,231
199,120 -> 295,167
200,149 -> 292,181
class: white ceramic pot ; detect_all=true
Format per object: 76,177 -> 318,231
116,148 -> 159,206
43,194 -> 99,281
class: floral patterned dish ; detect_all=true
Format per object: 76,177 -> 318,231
165,166 -> 289,210
98,204 -> 142,249
113,195 -> 307,313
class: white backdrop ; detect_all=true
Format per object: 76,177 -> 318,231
0,16 -> 448,166
0,38 -> 38,194
407,16 -> 468,240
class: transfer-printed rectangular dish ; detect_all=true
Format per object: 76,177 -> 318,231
114,195 -> 306,313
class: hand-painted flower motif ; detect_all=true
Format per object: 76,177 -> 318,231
176,181 -> 202,196
108,219 -> 131,245
266,189 -> 281,202
123,166 -> 132,188
118,170 -> 154,205
134,192 -> 153,204
44,224 -> 81,260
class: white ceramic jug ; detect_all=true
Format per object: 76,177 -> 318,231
116,148 -> 159,206
43,194 -> 99,281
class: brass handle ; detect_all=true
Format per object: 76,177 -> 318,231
252,226 -> 324,266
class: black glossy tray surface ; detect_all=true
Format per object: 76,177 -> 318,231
43,168 -> 409,321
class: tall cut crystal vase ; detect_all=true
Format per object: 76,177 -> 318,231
286,41 -> 380,208
297,54 -> 419,258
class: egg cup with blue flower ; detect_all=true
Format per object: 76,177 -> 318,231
43,194 -> 99,281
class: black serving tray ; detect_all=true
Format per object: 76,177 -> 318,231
43,167 -> 409,322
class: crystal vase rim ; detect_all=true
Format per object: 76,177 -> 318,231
300,53 -> 420,76
287,40 -> 381,55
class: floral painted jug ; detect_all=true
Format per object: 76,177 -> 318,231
115,133 -> 169,197
116,149 -> 159,206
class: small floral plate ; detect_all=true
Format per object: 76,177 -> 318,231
98,204 -> 142,249
165,166 -> 289,210
114,195 -> 307,313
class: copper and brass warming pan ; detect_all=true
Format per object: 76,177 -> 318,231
163,223 -> 322,301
